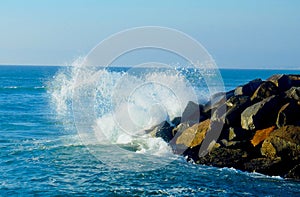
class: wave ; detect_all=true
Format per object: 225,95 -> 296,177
48,61 -> 220,170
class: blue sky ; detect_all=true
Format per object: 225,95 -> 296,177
0,0 -> 299,68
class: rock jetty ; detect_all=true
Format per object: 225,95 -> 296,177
149,74 -> 300,180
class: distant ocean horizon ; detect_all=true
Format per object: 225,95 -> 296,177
1,65 -> 300,196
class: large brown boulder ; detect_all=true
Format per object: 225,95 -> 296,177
241,95 -> 283,130
234,79 -> 263,96
261,125 -> 300,160
174,119 -> 210,148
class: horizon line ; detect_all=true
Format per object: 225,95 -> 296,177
0,63 -> 299,70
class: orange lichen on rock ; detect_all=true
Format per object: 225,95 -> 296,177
251,126 -> 276,147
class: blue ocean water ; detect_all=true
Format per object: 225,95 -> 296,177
0,65 -> 300,196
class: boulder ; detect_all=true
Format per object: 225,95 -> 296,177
261,125 -> 300,160
284,87 -> 300,101
171,117 -> 181,127
276,102 -> 300,128
241,95 -> 283,130
244,157 -> 285,176
234,79 -> 263,96
251,81 -> 279,102
288,74 -> 300,87
267,74 -> 300,91
181,101 -> 205,125
196,147 -> 248,169
174,119 -> 210,148
203,92 -> 227,115
225,96 -> 252,126
267,74 -> 292,91
251,126 -> 276,147
211,95 -> 251,127
146,121 -> 173,142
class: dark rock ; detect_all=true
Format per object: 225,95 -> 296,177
225,96 -> 252,126
285,87 -> 300,101
267,74 -> 300,91
228,127 -> 252,141
288,75 -> 300,87
251,81 -> 279,102
218,127 -> 252,145
196,147 -> 248,169
211,95 -> 251,128
203,92 -> 227,115
171,117 -> 181,127
267,74 -> 292,91
181,101 -> 205,125
234,79 -> 263,96
276,101 -> 300,128
244,157 -> 287,176
150,74 -> 300,180
285,164 -> 300,179
241,95 -> 283,130
261,125 -> 300,160
146,121 -> 173,142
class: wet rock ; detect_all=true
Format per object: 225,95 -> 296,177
241,95 -> 282,130
244,157 -> 286,176
276,102 -> 300,128
146,121 -> 173,142
196,147 -> 248,169
251,126 -> 276,147
171,117 -> 181,127
251,81 -> 279,102
261,125 -> 300,160
234,79 -> 263,96
285,164 -> 300,179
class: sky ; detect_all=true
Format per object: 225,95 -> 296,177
0,0 -> 299,69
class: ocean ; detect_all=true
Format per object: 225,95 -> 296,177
0,65 -> 300,196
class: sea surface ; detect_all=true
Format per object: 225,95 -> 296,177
1,65 -> 300,196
